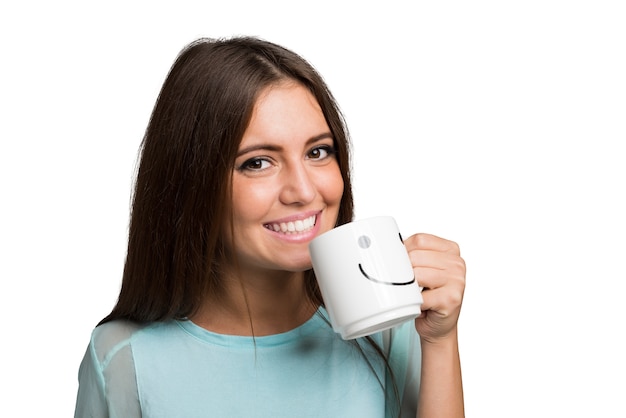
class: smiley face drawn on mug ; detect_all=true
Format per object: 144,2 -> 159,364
357,233 -> 416,286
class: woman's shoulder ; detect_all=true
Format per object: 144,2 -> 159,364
88,320 -> 148,364
76,320 -> 148,417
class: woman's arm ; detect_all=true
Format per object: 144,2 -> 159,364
404,233 -> 466,417
418,331 -> 464,417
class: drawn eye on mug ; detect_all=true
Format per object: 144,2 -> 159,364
356,233 -> 415,286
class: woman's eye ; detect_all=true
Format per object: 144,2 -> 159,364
240,158 -> 271,171
307,145 -> 335,160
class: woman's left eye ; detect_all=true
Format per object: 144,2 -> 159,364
307,145 -> 335,160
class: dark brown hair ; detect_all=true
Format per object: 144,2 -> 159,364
99,37 -> 353,325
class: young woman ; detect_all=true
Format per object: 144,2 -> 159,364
75,36 -> 466,418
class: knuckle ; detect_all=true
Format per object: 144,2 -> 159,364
448,240 -> 461,255
446,289 -> 463,309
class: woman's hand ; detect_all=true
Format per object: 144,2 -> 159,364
404,233 -> 466,343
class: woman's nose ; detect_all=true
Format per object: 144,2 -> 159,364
278,162 -> 317,205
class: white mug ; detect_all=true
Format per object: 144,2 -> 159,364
309,216 -> 423,339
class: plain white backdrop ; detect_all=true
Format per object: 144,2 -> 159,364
1,1 -> 624,416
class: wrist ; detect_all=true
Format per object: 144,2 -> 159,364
419,327 -> 459,350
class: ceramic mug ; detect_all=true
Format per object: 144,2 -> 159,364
309,216 -> 423,339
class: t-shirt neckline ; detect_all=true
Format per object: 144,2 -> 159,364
176,307 -> 330,348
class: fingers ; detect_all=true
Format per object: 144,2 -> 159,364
408,249 -> 466,290
404,233 -> 461,255
402,232 -> 466,293
403,233 -> 466,341
414,261 -> 466,341
413,266 -> 448,290
419,277 -> 465,315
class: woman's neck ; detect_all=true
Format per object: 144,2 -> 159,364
191,268 -> 318,336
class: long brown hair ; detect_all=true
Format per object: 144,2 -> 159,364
99,37 -> 353,325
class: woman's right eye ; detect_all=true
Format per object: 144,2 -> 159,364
239,157 -> 271,171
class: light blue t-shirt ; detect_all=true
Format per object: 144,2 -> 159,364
75,309 -> 421,417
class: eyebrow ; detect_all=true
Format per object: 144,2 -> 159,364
236,132 -> 334,157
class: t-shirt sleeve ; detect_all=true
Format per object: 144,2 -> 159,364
75,342 -> 108,418
74,321 -> 143,418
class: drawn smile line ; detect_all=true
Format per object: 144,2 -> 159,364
358,264 -> 416,286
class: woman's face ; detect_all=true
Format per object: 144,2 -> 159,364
228,82 -> 344,274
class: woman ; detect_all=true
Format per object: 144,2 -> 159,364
75,36 -> 466,417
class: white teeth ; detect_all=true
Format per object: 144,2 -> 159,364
266,215 -> 316,234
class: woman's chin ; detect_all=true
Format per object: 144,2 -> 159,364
280,256 -> 313,273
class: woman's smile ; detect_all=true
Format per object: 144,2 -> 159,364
264,211 -> 317,234
262,211 -> 323,244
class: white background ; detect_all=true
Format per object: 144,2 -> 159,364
1,1 -> 624,416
